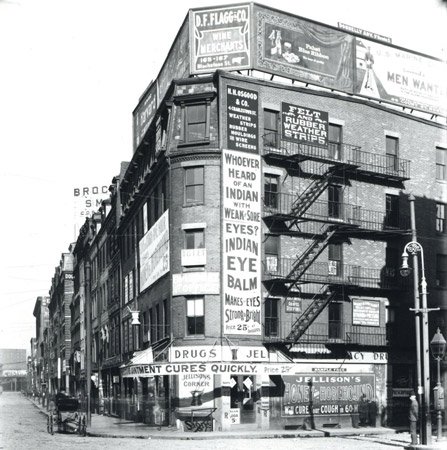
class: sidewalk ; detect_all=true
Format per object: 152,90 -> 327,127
26,396 -> 442,446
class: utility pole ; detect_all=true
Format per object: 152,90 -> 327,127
85,260 -> 92,427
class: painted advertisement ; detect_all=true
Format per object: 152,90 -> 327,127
281,102 -> 328,146
282,374 -> 375,417
352,299 -> 380,327
223,149 -> 262,335
190,4 -> 251,74
178,373 -> 214,408
133,82 -> 158,151
227,85 -> 259,152
355,38 -> 447,116
255,7 -> 354,92
139,210 -> 170,292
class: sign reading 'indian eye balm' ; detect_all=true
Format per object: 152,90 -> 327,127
222,149 -> 262,335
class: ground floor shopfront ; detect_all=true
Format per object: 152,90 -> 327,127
120,345 -> 389,431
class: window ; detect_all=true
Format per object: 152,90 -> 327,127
265,235 -> 279,273
328,184 -> 342,219
328,243 -> 342,276
437,147 -> 446,181
436,254 -> 447,287
328,302 -> 343,339
436,203 -> 446,233
186,297 -> 204,335
264,109 -> 279,147
385,247 -> 400,278
265,298 -> 279,337
185,167 -> 204,205
264,174 -> 279,209
184,103 -> 209,143
163,299 -> 168,338
386,136 -> 399,172
329,124 -> 342,160
185,229 -> 205,249
385,194 -> 399,228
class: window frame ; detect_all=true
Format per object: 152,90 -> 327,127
436,147 -> 446,181
263,109 -> 279,148
184,228 -> 205,250
179,100 -> 211,145
386,136 -> 399,172
264,173 -> 280,209
436,254 -> 447,288
265,298 -> 279,337
385,194 -> 400,228
186,297 -> 205,336
329,123 -> 343,160
328,243 -> 343,276
184,166 -> 204,206
436,203 -> 446,233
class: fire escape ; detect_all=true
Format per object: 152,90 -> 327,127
261,132 -> 411,349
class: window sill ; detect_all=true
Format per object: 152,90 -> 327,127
183,202 -> 204,208
177,140 -> 210,148
183,335 -> 205,340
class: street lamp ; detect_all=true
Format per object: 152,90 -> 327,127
400,240 -> 437,445
430,328 -> 446,441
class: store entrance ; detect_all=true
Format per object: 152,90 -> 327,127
230,375 -> 256,424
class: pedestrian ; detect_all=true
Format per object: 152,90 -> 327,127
358,394 -> 368,426
409,392 -> 419,445
368,398 -> 378,427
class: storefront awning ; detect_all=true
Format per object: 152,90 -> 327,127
120,347 -> 153,370
289,343 -> 331,354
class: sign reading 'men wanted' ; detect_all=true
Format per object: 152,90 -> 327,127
223,149 -> 261,335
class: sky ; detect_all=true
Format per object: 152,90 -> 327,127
0,0 -> 446,353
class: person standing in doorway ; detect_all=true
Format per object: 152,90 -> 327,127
409,392 -> 419,445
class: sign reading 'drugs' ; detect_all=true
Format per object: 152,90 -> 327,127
281,102 -> 328,146
227,85 -> 259,153
190,4 -> 251,74
222,149 -> 262,335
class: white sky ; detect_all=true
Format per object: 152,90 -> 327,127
0,0 -> 446,352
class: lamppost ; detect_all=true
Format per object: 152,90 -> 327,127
430,328 -> 446,441
400,239 -> 438,445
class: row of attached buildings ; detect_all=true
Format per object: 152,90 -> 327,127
28,3 -> 447,433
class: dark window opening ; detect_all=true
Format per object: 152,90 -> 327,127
264,109 -> 279,147
264,174 -> 279,209
385,194 -> 399,228
386,136 -> 399,172
265,298 -> 279,337
186,298 -> 204,335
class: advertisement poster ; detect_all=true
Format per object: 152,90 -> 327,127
227,85 -> 259,152
255,8 -> 354,92
223,149 -> 262,335
352,299 -> 380,327
190,5 -> 251,74
282,374 -> 375,417
178,373 -> 214,408
139,210 -> 170,292
281,102 -> 328,146
133,82 -> 158,151
355,38 -> 447,116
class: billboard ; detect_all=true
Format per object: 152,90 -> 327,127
133,82 -> 158,151
281,102 -> 328,146
355,38 -> 447,116
139,210 -> 170,292
222,149 -> 262,335
282,374 -> 375,417
352,299 -> 380,327
255,7 -> 354,92
190,4 -> 251,74
226,85 -> 259,152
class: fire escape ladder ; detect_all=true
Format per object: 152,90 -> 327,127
287,286 -> 339,343
285,227 -> 337,282
290,166 -> 341,218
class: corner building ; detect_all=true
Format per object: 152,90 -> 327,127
117,3 -> 447,432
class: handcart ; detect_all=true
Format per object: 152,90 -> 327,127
47,393 -> 86,436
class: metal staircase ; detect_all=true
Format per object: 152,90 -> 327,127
287,286 -> 339,343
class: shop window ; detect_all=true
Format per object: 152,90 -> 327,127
385,194 -> 399,228
328,243 -> 342,276
264,109 -> 279,147
436,254 -> 447,287
436,147 -> 446,181
182,103 -> 210,143
265,234 -> 279,273
185,166 -> 204,205
264,174 -> 279,209
329,124 -> 342,160
186,297 -> 204,336
436,203 -> 446,233
265,298 -> 279,337
386,136 -> 399,172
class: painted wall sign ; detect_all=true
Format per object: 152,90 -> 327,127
190,5 -> 251,74
352,299 -> 380,327
222,149 -> 262,335
355,38 -> 447,116
226,85 -> 259,152
285,298 -> 302,314
255,8 -> 354,92
139,210 -> 170,292
337,23 -> 392,44
73,185 -> 109,235
282,374 -> 376,417
169,345 -> 269,362
133,82 -> 158,151
281,102 -> 328,146
178,373 -> 214,408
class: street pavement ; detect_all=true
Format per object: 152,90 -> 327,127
1,391 -> 445,450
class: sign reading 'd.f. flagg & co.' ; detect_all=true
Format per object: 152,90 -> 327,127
281,102 -> 328,146
222,149 -> 262,335
190,5 -> 251,74
227,85 -> 259,153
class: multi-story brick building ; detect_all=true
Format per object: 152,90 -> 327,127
35,2 -> 446,435
32,296 -> 49,398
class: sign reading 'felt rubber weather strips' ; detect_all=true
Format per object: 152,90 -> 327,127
190,4 -> 251,74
